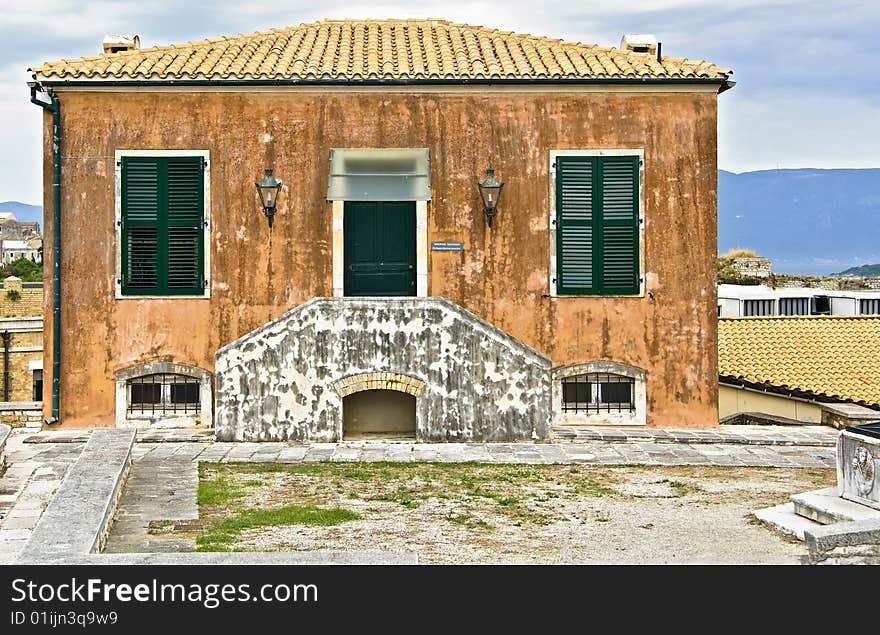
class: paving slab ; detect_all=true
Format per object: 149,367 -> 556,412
552,424 -> 837,446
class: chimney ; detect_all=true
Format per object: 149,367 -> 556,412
102,35 -> 141,54
620,34 -> 658,55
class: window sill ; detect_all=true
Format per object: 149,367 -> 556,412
556,413 -> 646,426
115,293 -> 211,300
555,418 -> 646,427
124,412 -> 201,418
549,293 -> 645,299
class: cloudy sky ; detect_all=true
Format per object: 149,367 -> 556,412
1,0 -> 877,203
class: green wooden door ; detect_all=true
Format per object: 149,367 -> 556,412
344,201 -> 416,296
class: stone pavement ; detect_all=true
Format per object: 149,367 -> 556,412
0,424 -> 839,558
127,437 -> 836,467
103,448 -> 199,554
552,424 -> 839,446
0,432 -> 84,563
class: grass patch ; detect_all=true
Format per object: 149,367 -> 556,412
657,479 -> 702,497
213,504 -> 360,532
445,512 -> 492,530
369,490 -> 420,508
196,504 -> 361,552
147,520 -> 173,535
575,479 -> 614,497
197,474 -> 245,506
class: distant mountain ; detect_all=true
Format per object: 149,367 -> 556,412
0,201 -> 42,225
834,264 -> 880,277
718,168 -> 880,276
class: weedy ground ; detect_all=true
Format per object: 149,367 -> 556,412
147,462 -> 835,563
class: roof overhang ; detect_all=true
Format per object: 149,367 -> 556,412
719,374 -> 880,409
31,76 -> 733,93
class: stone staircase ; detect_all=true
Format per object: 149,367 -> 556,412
754,487 -> 880,541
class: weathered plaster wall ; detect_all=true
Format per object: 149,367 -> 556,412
215,297 -> 550,442
42,88 -> 719,428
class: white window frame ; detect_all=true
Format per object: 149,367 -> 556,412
552,361 -> 647,426
548,149 -> 646,298
114,149 -> 211,300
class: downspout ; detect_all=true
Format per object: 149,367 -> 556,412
29,83 -> 60,424
1,330 -> 10,401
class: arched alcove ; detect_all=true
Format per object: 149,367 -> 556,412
343,390 -> 417,439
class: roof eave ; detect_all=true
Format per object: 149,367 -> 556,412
719,375 -> 880,409
31,76 -> 732,89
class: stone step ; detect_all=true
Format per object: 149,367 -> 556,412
792,487 -> 880,525
753,502 -> 822,541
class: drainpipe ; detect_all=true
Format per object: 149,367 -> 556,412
28,82 -> 61,424
1,330 -> 10,401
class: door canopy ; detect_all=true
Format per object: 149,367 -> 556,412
327,148 -> 431,201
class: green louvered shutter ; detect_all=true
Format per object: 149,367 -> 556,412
121,158 -> 160,293
121,156 -> 204,295
165,158 -> 204,294
599,156 -> 639,294
556,155 -> 639,295
556,156 -> 595,294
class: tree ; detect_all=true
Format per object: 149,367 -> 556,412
2,257 -> 42,282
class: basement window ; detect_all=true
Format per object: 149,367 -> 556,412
127,373 -> 200,415
562,373 -> 635,414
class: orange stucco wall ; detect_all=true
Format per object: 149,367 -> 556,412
41,88 -> 719,428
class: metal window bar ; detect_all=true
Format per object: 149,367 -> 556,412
128,373 -> 200,415
860,299 -> 880,315
561,373 -> 635,413
743,299 -> 775,316
779,297 -> 810,316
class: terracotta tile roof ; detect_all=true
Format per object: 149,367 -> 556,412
718,316 -> 880,407
29,18 -> 731,82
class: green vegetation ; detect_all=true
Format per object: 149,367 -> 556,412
1,257 -> 42,282
196,472 -> 247,506
197,505 -> 360,551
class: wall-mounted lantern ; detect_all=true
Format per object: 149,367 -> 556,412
255,168 -> 283,228
477,168 -> 504,228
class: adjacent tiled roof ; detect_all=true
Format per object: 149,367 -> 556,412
718,316 -> 880,407
29,18 -> 731,82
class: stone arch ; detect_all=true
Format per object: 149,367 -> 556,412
332,372 -> 426,399
115,361 -> 213,429
552,360 -> 647,426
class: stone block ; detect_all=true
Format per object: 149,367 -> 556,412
16,430 -> 135,563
